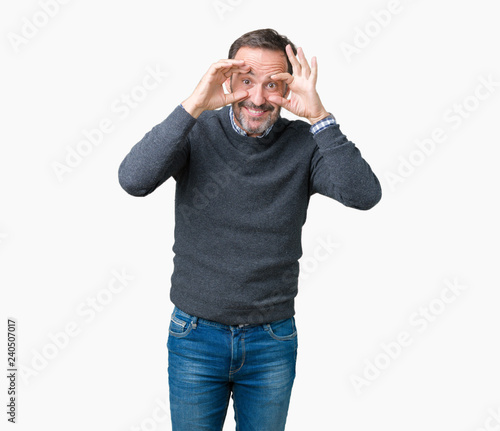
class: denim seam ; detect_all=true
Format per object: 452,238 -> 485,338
267,330 -> 297,341
229,334 -> 246,375
170,315 -> 186,328
265,318 -> 298,341
168,321 -> 193,338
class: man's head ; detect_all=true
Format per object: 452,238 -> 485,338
225,29 -> 297,137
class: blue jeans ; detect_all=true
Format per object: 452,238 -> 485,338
167,306 -> 298,431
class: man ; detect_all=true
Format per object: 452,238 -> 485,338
119,28 -> 381,431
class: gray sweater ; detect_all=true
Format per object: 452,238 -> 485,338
118,105 -> 382,325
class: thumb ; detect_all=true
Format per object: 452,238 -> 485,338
225,90 -> 248,105
267,94 -> 289,109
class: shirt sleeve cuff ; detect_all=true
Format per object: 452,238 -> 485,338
310,114 -> 337,135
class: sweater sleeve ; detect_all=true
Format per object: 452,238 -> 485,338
309,124 -> 382,210
118,105 -> 196,197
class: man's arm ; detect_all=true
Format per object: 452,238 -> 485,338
118,106 -> 195,197
309,124 -> 382,210
118,60 -> 250,197
268,45 -> 382,210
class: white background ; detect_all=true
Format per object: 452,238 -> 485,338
2,0 -> 499,430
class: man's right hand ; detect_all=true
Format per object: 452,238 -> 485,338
181,60 -> 250,118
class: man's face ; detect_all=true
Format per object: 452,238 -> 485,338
226,47 -> 290,137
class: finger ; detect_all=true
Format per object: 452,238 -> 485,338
297,47 -> 311,79
310,56 -> 318,85
270,72 -> 294,85
225,89 -> 248,105
214,62 -> 249,72
212,60 -> 249,74
267,94 -> 290,109
212,63 -> 250,80
224,67 -> 251,78
286,44 -> 301,74
216,59 -> 247,67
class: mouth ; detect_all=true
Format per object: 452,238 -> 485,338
244,107 -> 268,118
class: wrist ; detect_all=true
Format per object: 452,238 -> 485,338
181,97 -> 204,119
307,110 -> 331,125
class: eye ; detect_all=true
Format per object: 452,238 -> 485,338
267,82 -> 277,89
242,79 -> 251,85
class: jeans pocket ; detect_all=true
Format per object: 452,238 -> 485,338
265,317 -> 297,341
168,308 -> 194,338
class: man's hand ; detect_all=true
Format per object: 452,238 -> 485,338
182,60 -> 250,118
268,45 -> 330,125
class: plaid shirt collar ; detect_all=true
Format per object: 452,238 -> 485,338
229,105 -> 274,139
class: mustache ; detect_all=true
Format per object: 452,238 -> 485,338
237,101 -> 275,112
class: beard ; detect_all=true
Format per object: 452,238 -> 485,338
232,100 -> 282,136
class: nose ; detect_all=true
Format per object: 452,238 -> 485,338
249,85 -> 265,107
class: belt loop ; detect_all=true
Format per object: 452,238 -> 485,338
192,316 -> 198,329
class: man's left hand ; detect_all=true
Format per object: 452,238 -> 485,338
268,44 -> 330,125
